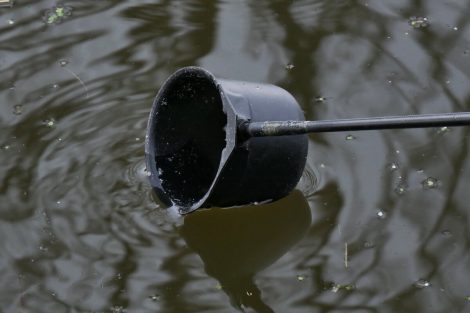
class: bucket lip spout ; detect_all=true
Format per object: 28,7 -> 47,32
145,66 -> 238,214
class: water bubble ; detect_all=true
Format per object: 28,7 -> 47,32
377,210 -> 387,219
8,19 -> 15,25
345,134 -> 356,140
52,83 -> 60,89
149,294 -> 160,301
13,105 -> 23,115
453,26 -> 458,31
59,59 -> 69,67
246,291 -> 253,296
285,63 -> 295,70
414,279 -> 431,289
422,177 -> 439,189
409,16 -> 429,29
2,145 -> 10,150
363,241 -> 375,248
296,275 -> 305,281
395,183 -> 407,195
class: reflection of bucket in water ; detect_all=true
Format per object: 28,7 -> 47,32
180,190 -> 311,311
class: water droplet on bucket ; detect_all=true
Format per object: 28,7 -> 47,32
409,16 -> 429,29
422,177 -> 439,189
414,279 -> 431,289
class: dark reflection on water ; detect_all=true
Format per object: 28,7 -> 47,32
1,0 -> 470,312
181,191 -> 311,313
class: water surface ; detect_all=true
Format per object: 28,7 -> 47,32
1,0 -> 470,312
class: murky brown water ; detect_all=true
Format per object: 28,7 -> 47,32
1,1 -> 470,312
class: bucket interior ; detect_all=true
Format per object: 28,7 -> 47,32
153,70 -> 227,208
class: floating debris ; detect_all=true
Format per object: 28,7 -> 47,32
422,177 -> 439,189
285,63 -> 295,70
437,126 -> 451,134
363,241 -> 375,249
441,230 -> 452,237
414,279 -> 431,289
110,306 -> 127,313
59,59 -> 69,67
329,283 -> 355,293
314,96 -> 326,103
409,16 -> 429,29
345,134 -> 355,141
43,118 -> 56,128
43,5 -> 72,25
394,183 -> 407,195
13,104 -> 22,115
388,162 -> 399,171
246,291 -> 253,296
376,210 -> 387,219
149,294 -> 160,301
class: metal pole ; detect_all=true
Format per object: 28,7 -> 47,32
242,112 -> 470,137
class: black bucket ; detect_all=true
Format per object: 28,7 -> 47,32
145,67 -> 308,213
